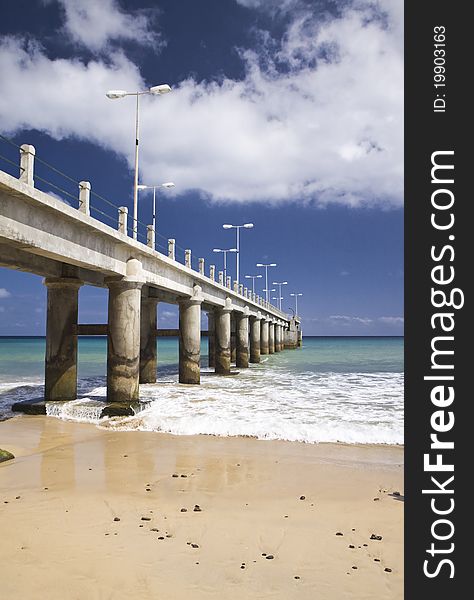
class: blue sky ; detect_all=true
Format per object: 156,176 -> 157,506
0,0 -> 403,336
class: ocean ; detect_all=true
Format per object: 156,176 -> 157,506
0,336 -> 403,445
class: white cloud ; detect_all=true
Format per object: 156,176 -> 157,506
0,288 -> 11,299
44,0 -> 163,52
378,316 -> 404,325
0,0 -> 403,207
329,314 -> 373,326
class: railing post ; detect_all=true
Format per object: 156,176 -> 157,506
233,280 -> 239,293
209,264 -> 215,281
199,257 -> 205,275
185,249 -> 192,268
218,271 -> 224,285
226,276 -> 232,289
147,225 -> 155,249
118,206 -> 128,234
19,144 -> 35,187
78,181 -> 91,215
239,283 -> 244,295
168,238 -> 176,260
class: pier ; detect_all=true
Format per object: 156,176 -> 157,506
0,145 -> 301,414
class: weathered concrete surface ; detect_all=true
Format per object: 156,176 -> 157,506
249,316 -> 261,363
274,324 -> 281,352
230,314 -> 237,364
106,260 -> 144,403
207,311 -> 215,368
178,285 -> 203,384
44,277 -> 82,401
283,317 -> 302,349
268,322 -> 275,354
236,312 -> 249,368
260,319 -> 269,355
140,290 -> 158,384
215,300 -> 232,375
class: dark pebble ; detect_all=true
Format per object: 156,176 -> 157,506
4,501 -> 8,504
284,515 -> 288,518
240,565 -> 245,569
114,517 -> 120,522
141,517 -> 151,521
299,495 -> 305,500
349,545 -> 355,549
44,487 -> 48,490
15,496 -> 21,500
191,543 -> 199,548
294,576 -> 300,580
374,558 -> 380,562
123,455 -> 128,457
352,566 -> 358,570
393,491 -> 401,496
336,532 -> 344,536
351,528 -> 355,531
370,534 -> 383,541
139,525 -> 144,528
266,555 -> 274,560
262,553 -> 267,556
105,533 -> 109,536
172,474 -> 179,478
158,536 -> 165,540
373,498 -> 380,501
146,489 -> 151,492
193,505 -> 202,512
114,533 -> 118,536
385,568 -> 392,573
150,528 -> 159,532
363,544 -> 368,547
166,534 -> 172,538
181,474 -> 187,478
180,508 -> 187,512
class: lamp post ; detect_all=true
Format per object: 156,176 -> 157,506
137,182 -> 175,246
290,292 -> 303,316
272,281 -> 288,311
256,263 -> 277,303
244,274 -> 262,294
106,84 -> 172,240
213,248 -> 237,281
222,223 -> 254,284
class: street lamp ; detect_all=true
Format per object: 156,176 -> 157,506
213,248 -> 237,281
244,274 -> 262,294
256,263 -> 277,303
290,292 -> 303,316
272,281 -> 288,311
137,182 -> 175,246
222,223 -> 254,284
106,84 -> 172,240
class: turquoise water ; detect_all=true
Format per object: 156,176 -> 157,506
0,336 -> 403,444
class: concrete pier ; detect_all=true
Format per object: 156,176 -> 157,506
44,277 -> 82,401
275,324 -> 282,352
249,315 -> 261,363
269,322 -> 275,354
236,311 -> 249,368
261,318 -> 269,355
106,260 -> 144,403
179,285 -> 203,384
207,310 -> 215,368
140,289 -> 158,383
230,314 -> 237,364
215,299 -> 232,375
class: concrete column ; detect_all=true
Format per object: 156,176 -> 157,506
19,144 -> 35,186
168,238 -> 176,260
179,286 -> 203,384
207,310 -> 215,368
275,324 -> 282,352
118,207 -> 128,234
215,299 -> 232,375
79,181 -> 91,215
268,322 -> 275,354
261,318 -> 269,355
140,291 -> 158,383
249,315 -> 261,363
236,312 -> 249,368
230,313 -> 236,363
44,277 -> 82,401
209,264 -> 215,281
106,259 -> 145,403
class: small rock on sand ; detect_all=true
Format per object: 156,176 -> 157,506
172,474 -> 179,478
180,508 -> 187,512
265,555 -> 274,560
191,543 -> 199,548
113,517 -> 120,522
336,532 -> 344,536
193,505 -> 202,512
385,568 -> 392,572
141,517 -> 151,521
370,534 -> 383,541
299,495 -> 305,500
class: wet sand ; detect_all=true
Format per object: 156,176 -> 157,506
0,416 -> 403,599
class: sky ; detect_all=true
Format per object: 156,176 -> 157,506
0,0 -> 403,336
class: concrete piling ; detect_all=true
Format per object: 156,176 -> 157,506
140,290 -> 158,383
179,285 -> 203,384
249,315 -> 261,363
215,299 -> 232,375
268,322 -> 275,354
106,260 -> 145,403
260,318 -> 269,355
44,277 -> 82,401
230,313 -> 236,363
207,310 -> 215,368
236,311 -> 249,368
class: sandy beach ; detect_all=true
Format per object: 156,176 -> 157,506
0,416 -> 403,599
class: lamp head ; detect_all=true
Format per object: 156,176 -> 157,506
137,184 -> 148,190
269,263 -> 277,267
162,182 -> 175,188
213,248 -> 222,253
256,263 -> 263,267
222,224 -> 233,229
244,223 -> 254,228
256,274 -> 262,278
228,248 -> 238,253
106,90 -> 128,99
149,84 -> 172,95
